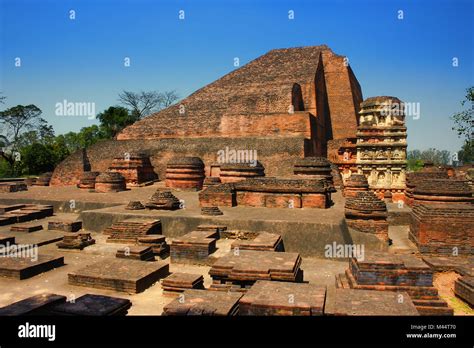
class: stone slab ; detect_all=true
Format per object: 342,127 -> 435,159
68,258 -> 169,293
0,255 -> 64,279
163,289 -> 242,316
46,294 -> 132,316
325,289 -> 419,316
239,280 -> 326,316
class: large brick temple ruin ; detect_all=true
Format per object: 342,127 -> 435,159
0,45 -> 472,318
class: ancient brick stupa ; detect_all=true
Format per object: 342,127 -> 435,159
165,157 -> 205,191
344,191 -> 389,243
411,179 -> 473,205
94,172 -> 126,193
219,162 -> 265,183
409,177 -> 474,255
108,152 -> 158,187
77,171 -> 99,189
355,96 -> 407,203
343,174 -> 369,197
50,45 -> 363,185
145,190 -> 181,210
405,169 -> 449,206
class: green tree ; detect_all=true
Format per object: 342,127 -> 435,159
20,143 -> 57,174
96,106 -> 135,138
451,86 -> 473,141
0,104 -> 47,174
458,140 -> 473,164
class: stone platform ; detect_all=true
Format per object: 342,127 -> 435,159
337,252 -> 453,315
163,289 -> 242,315
0,293 -> 132,316
10,224 -> 43,233
161,272 -> 205,295
0,187 -> 389,257
325,289 -> 419,316
422,256 -> 473,276
0,255 -> 64,279
68,258 -> 169,293
231,232 -> 284,252
209,250 -> 303,291
454,276 -> 473,307
170,231 -> 217,264
239,280 -> 326,316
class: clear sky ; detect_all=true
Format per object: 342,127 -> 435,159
0,0 -> 473,154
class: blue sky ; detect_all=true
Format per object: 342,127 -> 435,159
0,0 -> 473,154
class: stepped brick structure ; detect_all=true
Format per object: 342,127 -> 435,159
218,162 -> 265,183
199,178 -> 332,209
343,173 -> 369,197
116,246 -> 155,261
51,45 -> 363,185
161,273 -> 205,295
94,172 -> 126,193
336,252 -> 453,315
170,230 -> 218,264
145,190 -> 181,210
77,171 -> 99,189
293,157 -> 335,192
108,152 -> 158,187
209,250 -> 303,291
57,233 -> 95,250
344,191 -> 389,243
0,204 -> 53,226
105,219 -> 162,241
200,206 -> 223,216
165,157 -> 205,190
409,203 -> 474,255
412,179 -> 473,205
